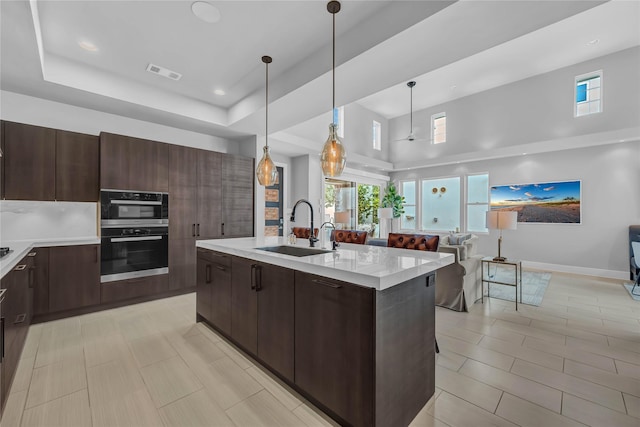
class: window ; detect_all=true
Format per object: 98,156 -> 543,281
466,173 -> 489,232
575,71 -> 602,117
431,112 -> 446,144
401,181 -> 416,230
421,177 -> 460,232
325,178 -> 382,238
333,106 -> 345,138
372,120 -> 381,151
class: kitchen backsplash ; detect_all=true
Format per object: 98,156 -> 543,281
0,200 -> 98,242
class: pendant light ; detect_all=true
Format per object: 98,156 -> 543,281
320,0 -> 346,177
256,55 -> 278,186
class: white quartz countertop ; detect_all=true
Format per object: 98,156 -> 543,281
196,237 -> 454,291
0,237 -> 100,279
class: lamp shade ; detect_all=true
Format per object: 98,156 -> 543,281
334,211 -> 350,225
378,207 -> 393,219
486,210 -> 518,230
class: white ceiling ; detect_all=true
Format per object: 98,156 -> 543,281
1,0 -> 638,156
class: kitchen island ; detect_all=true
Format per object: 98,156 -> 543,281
196,237 -> 453,427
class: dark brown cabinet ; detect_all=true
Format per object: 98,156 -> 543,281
295,271 -> 375,426
197,150 -> 223,238
31,248 -> 49,317
101,274 -> 168,304
196,249 -> 231,335
222,154 -> 254,237
1,122 -> 99,202
231,257 -> 294,381
49,245 -> 100,313
2,121 -> 56,200
55,130 -> 99,201
1,257 -> 31,413
100,132 -> 168,192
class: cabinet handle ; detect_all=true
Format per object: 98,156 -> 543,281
197,223 -> 200,237
250,264 -> 257,290
221,222 -> 225,236
192,224 -> 196,237
255,265 -> 262,292
14,313 -> 26,324
28,267 -> 35,288
1,317 -> 5,358
14,264 -> 27,271
205,264 -> 211,284
27,252 -> 37,257
215,265 -> 226,272
95,246 -> 98,263
311,278 -> 342,289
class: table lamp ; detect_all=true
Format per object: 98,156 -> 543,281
378,207 -> 393,237
486,210 -> 517,262
334,211 -> 351,229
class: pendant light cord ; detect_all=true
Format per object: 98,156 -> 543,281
265,59 -> 269,148
332,10 -> 336,125
410,83 -> 413,133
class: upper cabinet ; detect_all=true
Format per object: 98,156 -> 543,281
1,121 -> 99,201
222,154 -> 254,237
2,121 -> 56,200
56,130 -> 100,201
100,132 -> 168,192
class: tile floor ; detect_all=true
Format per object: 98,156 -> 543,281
1,271 -> 639,427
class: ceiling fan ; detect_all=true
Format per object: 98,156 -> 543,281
394,81 -> 427,143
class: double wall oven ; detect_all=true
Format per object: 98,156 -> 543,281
100,190 -> 169,283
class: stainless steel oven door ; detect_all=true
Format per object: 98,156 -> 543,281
100,226 -> 168,283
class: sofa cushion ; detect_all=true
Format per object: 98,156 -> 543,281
449,233 -> 472,245
387,233 -> 439,252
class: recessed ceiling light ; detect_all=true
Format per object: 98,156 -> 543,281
78,40 -> 98,52
192,1 -> 221,23
213,89 -> 226,96
587,38 -> 600,46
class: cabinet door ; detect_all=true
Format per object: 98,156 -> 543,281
128,136 -> 168,192
230,256 -> 257,354
169,145 -> 198,239
222,154 -> 254,237
49,245 -> 100,312
197,150 -> 223,239
169,238 -> 196,291
257,263 -> 294,381
210,258 -> 232,336
100,132 -> 130,190
32,248 -> 50,316
294,272 -> 375,427
55,130 -> 99,201
196,256 -> 213,323
3,121 -> 56,200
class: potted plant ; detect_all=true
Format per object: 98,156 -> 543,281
380,182 -> 405,218
379,182 -> 405,236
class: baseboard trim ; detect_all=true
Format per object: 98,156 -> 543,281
522,261 -> 629,280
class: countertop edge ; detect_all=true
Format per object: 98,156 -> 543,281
0,237 -> 100,280
196,238 -> 454,291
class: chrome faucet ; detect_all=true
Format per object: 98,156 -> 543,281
320,221 -> 338,250
290,199 -> 319,247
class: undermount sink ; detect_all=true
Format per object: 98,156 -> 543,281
255,245 -> 331,257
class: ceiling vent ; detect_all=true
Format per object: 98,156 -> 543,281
146,63 -> 182,81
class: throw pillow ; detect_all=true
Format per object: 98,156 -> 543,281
449,233 -> 471,245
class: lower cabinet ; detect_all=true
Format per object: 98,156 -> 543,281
294,271 -> 375,426
1,256 -> 31,415
101,274 -> 169,304
49,245 -> 100,313
196,249 -> 231,335
31,248 -> 49,317
231,257 -> 294,381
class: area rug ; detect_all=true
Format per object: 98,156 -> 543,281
484,265 -> 552,306
623,283 -> 640,301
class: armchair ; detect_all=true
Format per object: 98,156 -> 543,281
436,234 -> 483,312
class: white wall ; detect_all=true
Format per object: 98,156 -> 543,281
390,47 -> 640,164
0,91 -> 237,153
289,155 -> 323,234
391,141 -> 640,278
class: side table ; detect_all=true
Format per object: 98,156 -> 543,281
481,257 -> 522,310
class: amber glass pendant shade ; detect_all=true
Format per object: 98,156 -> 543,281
256,145 -> 277,186
320,123 -> 346,177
